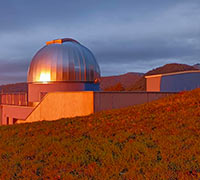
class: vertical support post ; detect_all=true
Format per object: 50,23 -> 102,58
25,93 -> 27,106
6,94 -> 8,104
12,94 -> 14,105
19,93 -> 21,106
9,117 -> 13,125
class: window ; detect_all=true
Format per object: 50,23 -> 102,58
6,117 -> 9,125
13,118 -> 18,124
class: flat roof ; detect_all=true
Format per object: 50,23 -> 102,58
145,70 -> 200,78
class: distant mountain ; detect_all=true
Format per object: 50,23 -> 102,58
145,63 -> 198,76
0,82 -> 28,93
100,72 -> 143,91
0,72 -> 143,93
193,63 -> 200,70
127,63 -> 198,91
0,63 -> 197,93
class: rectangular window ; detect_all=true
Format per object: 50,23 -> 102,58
6,117 -> 9,125
13,118 -> 18,124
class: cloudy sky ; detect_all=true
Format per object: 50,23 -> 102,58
0,0 -> 199,84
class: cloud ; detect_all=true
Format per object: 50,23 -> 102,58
0,59 -> 29,75
0,0 -> 199,83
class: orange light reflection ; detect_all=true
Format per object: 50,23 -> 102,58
38,72 -> 51,83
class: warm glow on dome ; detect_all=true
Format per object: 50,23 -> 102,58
39,72 -> 51,83
27,38 -> 100,83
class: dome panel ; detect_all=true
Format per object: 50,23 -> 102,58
27,39 -> 101,83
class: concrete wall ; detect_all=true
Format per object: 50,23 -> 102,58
17,91 -> 94,124
18,91 -> 175,124
28,83 -> 85,103
94,91 -> 174,112
146,76 -> 161,92
1,91 -> 176,125
28,82 -> 99,103
0,105 -> 34,125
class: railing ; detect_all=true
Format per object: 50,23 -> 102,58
0,92 -> 28,106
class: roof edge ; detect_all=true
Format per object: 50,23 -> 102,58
145,70 -> 200,78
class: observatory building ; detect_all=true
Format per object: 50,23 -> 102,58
28,38 -> 100,103
146,70 -> 200,92
0,38 -> 173,125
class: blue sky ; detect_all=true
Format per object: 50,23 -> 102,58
0,0 -> 199,84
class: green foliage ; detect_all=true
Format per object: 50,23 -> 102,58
0,88 -> 200,179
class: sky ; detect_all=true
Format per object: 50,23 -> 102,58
0,0 -> 199,84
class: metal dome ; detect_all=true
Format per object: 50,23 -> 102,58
27,38 -> 101,83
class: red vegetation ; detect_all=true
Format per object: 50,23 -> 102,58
100,72 -> 143,91
104,82 -> 125,91
0,88 -> 200,179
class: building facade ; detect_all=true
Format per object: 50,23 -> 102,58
146,70 -> 200,92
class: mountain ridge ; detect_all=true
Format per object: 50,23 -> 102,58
0,63 -> 198,93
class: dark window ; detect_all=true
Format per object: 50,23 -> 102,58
13,118 -> 18,124
6,117 -> 9,125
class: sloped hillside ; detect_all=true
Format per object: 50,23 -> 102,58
127,63 -> 198,91
0,89 -> 200,179
193,63 -> 200,70
100,72 -> 143,91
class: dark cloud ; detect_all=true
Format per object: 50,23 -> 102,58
0,59 -> 29,75
0,0 -> 199,83
95,38 -> 199,62
0,74 -> 26,85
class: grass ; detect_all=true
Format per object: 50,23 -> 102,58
0,88 -> 200,179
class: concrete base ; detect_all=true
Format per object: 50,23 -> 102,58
28,82 -> 99,102
17,91 -> 175,124
0,91 -> 176,125
0,105 -> 34,125
94,91 -> 174,112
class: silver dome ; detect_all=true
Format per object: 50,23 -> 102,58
27,38 -> 101,83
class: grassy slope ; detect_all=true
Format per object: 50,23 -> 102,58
0,89 -> 200,179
